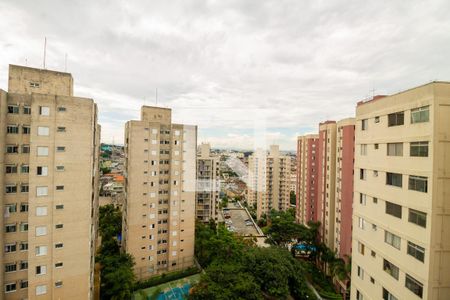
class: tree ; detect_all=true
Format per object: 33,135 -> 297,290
189,263 -> 262,300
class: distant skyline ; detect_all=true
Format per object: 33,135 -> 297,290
1,0 -> 450,150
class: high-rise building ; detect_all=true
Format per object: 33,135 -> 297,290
334,118 -> 355,259
196,143 -> 220,223
123,106 -> 197,280
296,134 -> 319,224
317,121 -> 337,250
0,65 -> 100,299
351,82 -> 450,300
247,145 -> 292,219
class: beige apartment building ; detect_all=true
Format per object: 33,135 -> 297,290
351,82 -> 450,300
123,106 -> 197,280
318,121 -> 337,250
247,145 -> 292,219
1,65 -> 100,299
196,143 -> 220,223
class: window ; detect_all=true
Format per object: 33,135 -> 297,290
21,164 -> 29,173
359,193 -> 367,205
22,144 -> 30,153
30,82 -> 40,88
8,105 -> 19,114
5,164 -> 17,173
37,146 -> 49,156
411,106 -> 429,124
5,263 -> 17,273
386,201 -> 402,218
374,143 -> 379,150
20,242 -> 28,251
6,145 -> 18,153
6,224 -> 17,233
358,217 -> 366,229
407,241 -> 425,262
55,262 -> 63,268
20,280 -> 28,289
37,126 -> 49,136
383,259 -> 399,280
57,106 -> 66,112
405,274 -> 423,298
374,116 -> 380,123
39,106 -> 50,116
55,224 -> 63,229
20,203 -> 28,212
37,166 -> 48,176
5,243 -> 17,253
35,245 -> 47,256
386,172 -> 402,187
358,242 -> 365,255
55,243 -> 64,249
36,206 -> 47,216
357,266 -> 364,279
361,119 -> 368,131
385,230 -> 401,249
409,176 -> 428,193
387,143 -> 403,156
360,144 -> 367,155
56,165 -> 65,171
360,169 -> 367,180
383,288 -> 398,300
56,185 -> 64,190
7,125 -> 19,134
56,146 -> 65,152
23,106 -> 31,114
36,284 -> 47,295
5,282 -> 16,293
56,204 -> 64,210
19,222 -> 28,232
55,281 -> 63,288
36,186 -> 48,196
388,111 -> 404,126
36,265 -> 47,275
36,226 -> 47,236
6,185 -> 17,193
16,188 -> 29,200
410,141 -> 428,157
22,126 -> 31,134
409,209 -> 427,228
57,126 -> 66,132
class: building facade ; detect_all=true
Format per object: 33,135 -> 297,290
196,143 -> 220,223
334,118 -> 355,259
1,65 -> 100,299
123,106 -> 197,280
317,121 -> 337,250
295,134 -> 319,224
351,82 -> 450,300
247,145 -> 292,219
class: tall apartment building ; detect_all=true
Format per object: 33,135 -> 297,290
334,118 -> 355,259
317,121 -> 337,250
1,65 -> 100,299
351,82 -> 450,300
296,134 -> 319,224
196,143 -> 220,223
247,145 -> 292,219
123,106 -> 197,280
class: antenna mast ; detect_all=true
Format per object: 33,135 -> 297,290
155,88 -> 158,106
43,37 -> 47,69
64,53 -> 68,72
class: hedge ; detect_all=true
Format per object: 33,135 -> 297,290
134,266 -> 200,291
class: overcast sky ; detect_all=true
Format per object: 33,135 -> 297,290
1,0 -> 449,150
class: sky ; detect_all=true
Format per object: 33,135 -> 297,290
1,0 -> 450,151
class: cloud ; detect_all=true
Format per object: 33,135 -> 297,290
1,0 -> 450,151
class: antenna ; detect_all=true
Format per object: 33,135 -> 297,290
64,53 -> 68,72
43,37 -> 47,69
371,87 -> 376,99
25,58 -> 28,66
155,88 -> 158,106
